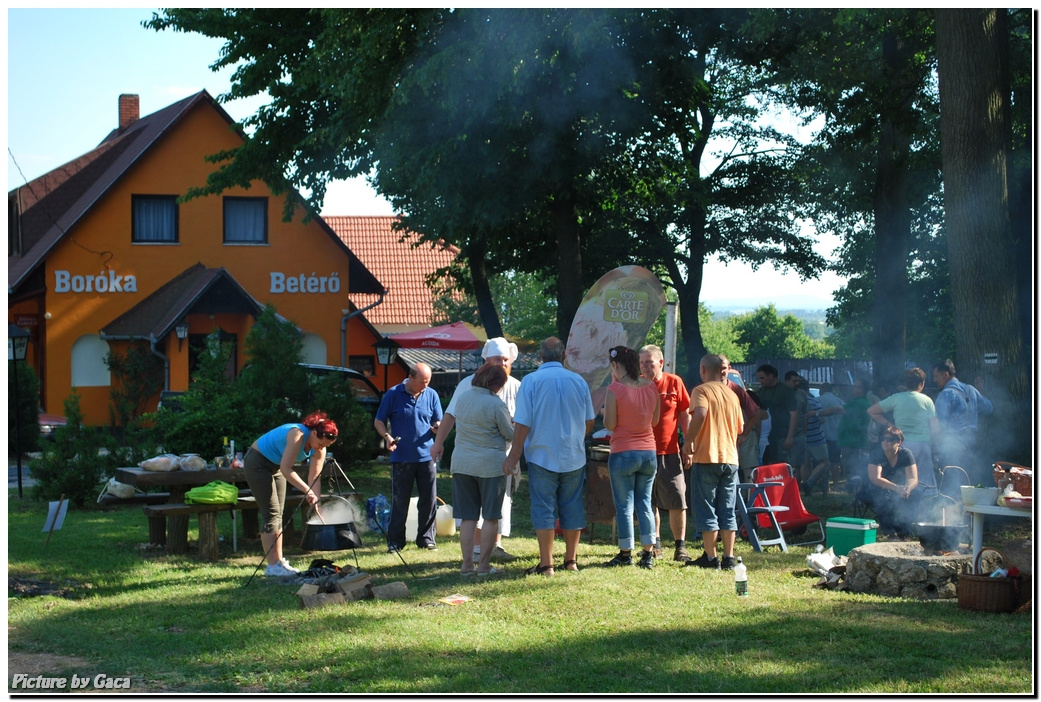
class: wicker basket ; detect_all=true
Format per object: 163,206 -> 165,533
993,462 -> 1032,496
958,547 -> 1021,613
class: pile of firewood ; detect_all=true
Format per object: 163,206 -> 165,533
295,566 -> 410,609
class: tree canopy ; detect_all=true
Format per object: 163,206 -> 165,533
147,9 -> 1030,429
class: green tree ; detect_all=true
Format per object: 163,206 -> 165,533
740,9 -> 941,385
699,306 -> 749,363
105,342 -> 164,428
935,8 -> 1030,462
154,329 -> 241,456
235,304 -> 310,436
731,305 -> 834,360
30,390 -> 119,507
147,9 -> 828,353
432,269 -> 558,344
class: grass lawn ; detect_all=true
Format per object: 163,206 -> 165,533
8,460 -> 1034,694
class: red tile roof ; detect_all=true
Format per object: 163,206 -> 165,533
324,216 -> 461,331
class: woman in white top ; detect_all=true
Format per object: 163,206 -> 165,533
450,364 -> 515,575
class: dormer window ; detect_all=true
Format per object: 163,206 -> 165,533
132,195 -> 179,243
224,197 -> 268,244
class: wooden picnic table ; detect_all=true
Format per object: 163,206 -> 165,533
115,466 -> 250,553
115,465 -> 247,503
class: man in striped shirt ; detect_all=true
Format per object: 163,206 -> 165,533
801,385 -> 831,496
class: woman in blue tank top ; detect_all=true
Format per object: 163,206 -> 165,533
245,411 -> 338,577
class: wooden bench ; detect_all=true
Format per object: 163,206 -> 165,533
143,494 -> 307,561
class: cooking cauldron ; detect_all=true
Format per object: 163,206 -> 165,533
300,496 -> 364,551
915,494 -> 966,552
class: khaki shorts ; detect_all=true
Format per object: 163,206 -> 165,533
807,441 -> 829,464
652,453 -> 687,511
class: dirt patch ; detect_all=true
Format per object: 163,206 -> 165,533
8,576 -> 90,599
8,651 -> 91,677
7,652 -> 175,694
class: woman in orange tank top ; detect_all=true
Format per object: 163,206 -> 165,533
603,346 -> 661,569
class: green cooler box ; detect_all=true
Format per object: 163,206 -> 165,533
826,517 -> 879,556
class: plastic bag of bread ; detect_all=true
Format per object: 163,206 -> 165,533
139,454 -> 181,472
178,454 -> 207,471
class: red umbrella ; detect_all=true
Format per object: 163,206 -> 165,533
390,322 -> 483,351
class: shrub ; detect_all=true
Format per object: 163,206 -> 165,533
152,329 -> 244,457
30,390 -> 118,507
105,341 -> 164,428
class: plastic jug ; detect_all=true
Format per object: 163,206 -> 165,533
405,497 -> 419,542
436,499 -> 456,537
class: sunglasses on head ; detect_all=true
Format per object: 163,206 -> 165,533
316,430 -> 337,441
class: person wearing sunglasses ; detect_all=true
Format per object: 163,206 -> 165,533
864,425 -> 919,536
245,411 -> 338,576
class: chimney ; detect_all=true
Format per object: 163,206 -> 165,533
118,94 -> 140,131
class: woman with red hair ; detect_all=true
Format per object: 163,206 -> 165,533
245,411 -> 337,577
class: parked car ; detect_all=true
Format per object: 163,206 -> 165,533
727,369 -> 746,388
38,410 -> 67,440
298,364 -> 382,418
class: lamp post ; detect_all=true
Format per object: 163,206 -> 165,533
8,324 -> 30,499
373,337 -> 400,392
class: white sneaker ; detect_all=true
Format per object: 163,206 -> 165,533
265,562 -> 296,577
279,559 -> 300,574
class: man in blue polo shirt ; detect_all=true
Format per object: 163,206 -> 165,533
374,362 -> 443,552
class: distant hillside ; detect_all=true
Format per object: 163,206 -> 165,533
703,294 -> 834,313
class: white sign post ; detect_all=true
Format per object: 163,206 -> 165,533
42,495 -> 68,546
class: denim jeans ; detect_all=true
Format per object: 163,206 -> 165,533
690,462 -> 739,532
528,462 -> 586,531
608,450 -> 657,550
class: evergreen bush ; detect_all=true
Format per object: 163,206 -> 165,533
30,390 -> 118,507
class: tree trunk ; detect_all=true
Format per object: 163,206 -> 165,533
675,262 -> 708,389
871,28 -> 912,390
935,9 -> 1028,462
551,195 -> 583,339
466,239 -> 504,339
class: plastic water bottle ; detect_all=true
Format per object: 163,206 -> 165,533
734,557 -> 748,597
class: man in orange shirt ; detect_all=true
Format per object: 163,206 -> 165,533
682,354 -> 744,570
639,344 -> 692,563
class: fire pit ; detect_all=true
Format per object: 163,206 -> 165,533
846,541 -> 1001,600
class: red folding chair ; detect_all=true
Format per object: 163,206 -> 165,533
743,463 -> 825,549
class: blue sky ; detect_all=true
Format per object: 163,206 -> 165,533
6,7 -> 844,308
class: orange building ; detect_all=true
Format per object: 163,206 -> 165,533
8,91 -> 405,426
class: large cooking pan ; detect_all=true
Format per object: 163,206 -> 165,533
300,495 -> 364,551
915,494 -> 966,552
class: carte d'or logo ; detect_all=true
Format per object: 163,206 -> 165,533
604,290 -> 648,323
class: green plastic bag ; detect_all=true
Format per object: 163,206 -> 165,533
184,480 -> 239,505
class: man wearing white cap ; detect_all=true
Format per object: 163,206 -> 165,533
432,336 -> 522,562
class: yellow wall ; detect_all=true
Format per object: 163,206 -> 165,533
32,100 -> 371,425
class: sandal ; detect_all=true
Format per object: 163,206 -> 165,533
562,559 -> 579,572
524,563 -> 555,577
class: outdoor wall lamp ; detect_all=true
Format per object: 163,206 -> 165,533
175,321 -> 189,350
